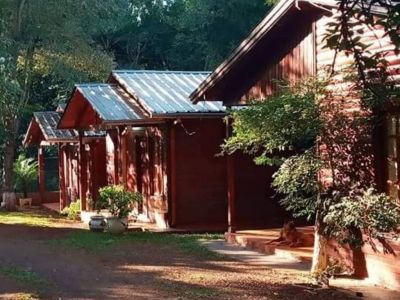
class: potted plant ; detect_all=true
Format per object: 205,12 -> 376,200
13,154 -> 38,207
87,197 -> 107,232
98,185 -> 143,233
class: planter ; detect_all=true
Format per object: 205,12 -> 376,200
89,215 -> 106,232
19,198 -> 32,207
106,216 -> 128,234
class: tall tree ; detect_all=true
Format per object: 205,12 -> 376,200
0,0 -> 116,206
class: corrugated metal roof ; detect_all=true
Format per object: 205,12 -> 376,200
34,112 -> 105,143
76,84 -> 147,122
34,112 -> 77,141
112,70 -> 225,116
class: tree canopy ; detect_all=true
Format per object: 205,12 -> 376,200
0,0 -> 271,191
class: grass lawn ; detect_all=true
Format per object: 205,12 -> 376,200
0,210 -> 67,227
51,230 -> 225,258
0,208 -> 359,299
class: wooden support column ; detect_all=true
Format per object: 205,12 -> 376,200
59,145 -> 67,211
226,119 -> 236,233
38,146 -> 46,203
169,123 -> 177,227
79,131 -> 88,211
121,128 -> 128,188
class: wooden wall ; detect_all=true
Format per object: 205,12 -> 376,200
233,152 -> 288,229
238,16 -> 315,103
172,118 -> 228,226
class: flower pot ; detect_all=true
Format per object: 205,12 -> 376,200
106,217 -> 128,234
89,215 -> 106,232
19,198 -> 32,208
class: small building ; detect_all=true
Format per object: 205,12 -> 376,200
190,0 -> 400,289
24,110 -> 106,211
58,70 -> 286,229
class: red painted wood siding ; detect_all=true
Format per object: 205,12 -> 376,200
239,20 -> 315,103
173,118 -> 228,226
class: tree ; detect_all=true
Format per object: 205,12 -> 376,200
0,0 -> 115,205
105,0 -> 270,70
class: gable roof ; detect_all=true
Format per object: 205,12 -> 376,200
34,112 -> 77,141
111,70 -> 225,116
76,84 -> 147,122
24,111 -> 106,146
189,0 -> 389,103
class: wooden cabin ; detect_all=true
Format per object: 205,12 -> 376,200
58,71 -> 286,230
190,0 -> 400,289
24,111 -> 107,211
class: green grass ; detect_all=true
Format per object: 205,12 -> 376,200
0,267 -> 47,298
0,211 -> 64,227
51,231 -> 224,259
0,267 -> 44,285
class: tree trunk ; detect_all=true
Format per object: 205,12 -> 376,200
2,132 -> 16,193
2,192 -> 17,211
311,229 -> 329,274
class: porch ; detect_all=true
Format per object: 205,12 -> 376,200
225,227 -> 315,263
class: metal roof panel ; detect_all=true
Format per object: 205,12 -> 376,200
112,70 -> 225,115
34,112 -> 77,141
76,84 -> 147,122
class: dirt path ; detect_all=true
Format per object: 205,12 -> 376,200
0,209 -> 357,300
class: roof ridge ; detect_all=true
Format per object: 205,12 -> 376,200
113,70 -> 211,74
75,83 -> 114,87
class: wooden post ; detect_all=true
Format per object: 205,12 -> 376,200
38,146 -> 46,203
79,131 -> 87,211
226,119 -> 236,233
59,145 -> 67,211
169,124 -> 177,227
121,128 -> 128,188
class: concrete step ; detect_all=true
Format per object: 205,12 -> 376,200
225,231 -> 314,262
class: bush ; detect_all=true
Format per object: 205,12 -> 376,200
272,150 -> 322,221
324,188 -> 400,246
98,185 -> 142,218
13,154 -> 38,198
61,201 -> 81,220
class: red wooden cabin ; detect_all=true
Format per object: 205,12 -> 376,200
24,111 -> 107,211
190,0 -> 400,289
58,71 -> 286,230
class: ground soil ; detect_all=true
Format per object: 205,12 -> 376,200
0,208 -> 358,300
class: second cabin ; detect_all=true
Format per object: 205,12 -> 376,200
59,70 -> 287,230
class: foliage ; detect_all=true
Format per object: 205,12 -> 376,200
106,0 -> 269,70
60,201 -> 81,221
324,188 -> 400,246
98,185 -> 143,218
222,80 -> 322,166
226,76 -> 400,248
13,154 -> 38,198
272,150 -> 323,221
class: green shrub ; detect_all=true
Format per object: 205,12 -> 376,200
13,154 -> 38,198
98,185 -> 142,218
61,201 -> 81,220
324,188 -> 400,246
272,150 -> 323,221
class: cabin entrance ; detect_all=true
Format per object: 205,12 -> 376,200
133,129 -> 163,221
